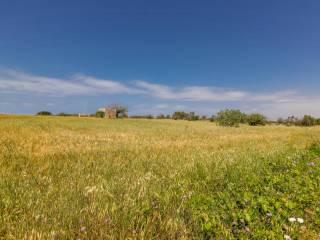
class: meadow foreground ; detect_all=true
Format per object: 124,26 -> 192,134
0,116 -> 320,239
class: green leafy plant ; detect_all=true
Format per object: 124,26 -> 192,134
300,115 -> 316,126
246,113 -> 267,126
36,111 -> 52,116
216,109 -> 246,127
95,111 -> 105,118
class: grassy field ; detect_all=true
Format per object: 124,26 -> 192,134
1,115 -> 320,239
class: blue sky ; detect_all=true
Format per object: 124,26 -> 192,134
1,0 -> 320,118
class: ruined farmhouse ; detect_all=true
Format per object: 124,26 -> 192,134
97,107 -> 117,118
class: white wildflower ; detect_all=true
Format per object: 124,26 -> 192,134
297,218 -> 304,223
84,186 -> 98,195
144,172 -> 152,181
284,234 -> 291,240
266,212 -> 272,217
288,217 -> 296,222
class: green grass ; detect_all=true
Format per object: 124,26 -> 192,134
0,116 -> 320,239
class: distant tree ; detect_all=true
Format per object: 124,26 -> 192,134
166,114 -> 171,119
285,116 -> 299,126
95,111 -> 105,118
216,109 -> 245,127
129,115 -> 142,119
201,115 -> 207,120
156,114 -> 165,119
209,115 -> 217,122
246,113 -> 267,126
36,111 -> 52,116
109,104 -> 128,118
277,118 -> 284,124
172,111 -> 188,120
57,112 -> 77,117
187,112 -> 199,121
300,115 -> 316,126
316,118 -> 320,125
130,115 -> 153,119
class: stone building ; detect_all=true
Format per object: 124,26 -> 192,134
97,107 -> 117,118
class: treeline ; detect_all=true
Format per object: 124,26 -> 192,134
130,109 -> 320,127
211,109 -> 320,127
277,115 -> 320,127
130,112 -> 209,120
36,111 -> 85,117
214,109 -> 266,127
36,109 -> 320,127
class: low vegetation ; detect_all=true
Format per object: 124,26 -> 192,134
95,111 -> 106,118
0,116 -> 320,239
278,115 -> 320,127
36,108 -> 320,128
36,111 -> 52,116
246,113 -> 267,126
172,111 -> 199,121
215,109 -> 246,127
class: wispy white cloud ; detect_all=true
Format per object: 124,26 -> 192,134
0,68 -> 319,118
72,74 -> 140,94
0,69 -> 135,96
134,80 -> 249,101
0,69 -> 95,95
258,98 -> 320,118
134,80 -> 301,103
0,69 -> 306,103
133,81 -> 320,117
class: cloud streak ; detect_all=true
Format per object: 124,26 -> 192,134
0,69 -> 136,96
0,68 -> 319,118
134,80 -> 299,103
0,69 -> 303,103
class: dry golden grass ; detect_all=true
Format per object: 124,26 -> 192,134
0,116 -> 320,239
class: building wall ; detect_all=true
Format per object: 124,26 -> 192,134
106,109 -> 116,118
97,107 -> 117,118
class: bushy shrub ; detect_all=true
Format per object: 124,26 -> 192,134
216,109 -> 245,127
36,111 -> 52,116
156,114 -> 165,119
285,116 -> 299,126
172,111 -> 189,120
171,111 -> 200,120
278,115 -> 318,127
300,115 -> 316,126
209,115 -> 216,122
95,111 -> 105,118
187,112 -> 199,121
246,113 -> 266,126
277,118 -> 284,124
57,113 -> 78,117
130,115 -> 154,119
